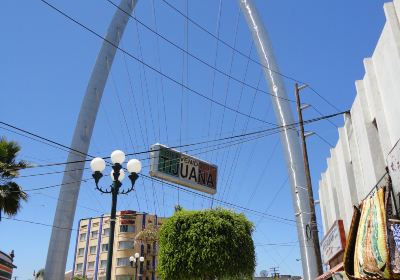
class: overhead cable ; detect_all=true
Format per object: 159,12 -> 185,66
37,0 -> 276,125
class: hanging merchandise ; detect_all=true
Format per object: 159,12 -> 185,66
344,175 -> 400,279
353,188 -> 389,278
386,179 -> 400,277
344,205 -> 361,279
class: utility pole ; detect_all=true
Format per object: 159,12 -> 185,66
294,83 -> 323,276
270,266 -> 279,279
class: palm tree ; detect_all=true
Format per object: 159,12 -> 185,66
0,137 -> 29,218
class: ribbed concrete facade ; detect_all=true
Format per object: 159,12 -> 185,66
72,211 -> 164,280
318,0 -> 400,235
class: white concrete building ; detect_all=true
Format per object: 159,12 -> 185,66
318,0 -> 400,235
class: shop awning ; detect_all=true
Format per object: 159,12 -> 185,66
315,262 -> 344,280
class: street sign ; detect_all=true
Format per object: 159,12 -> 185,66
149,144 -> 217,194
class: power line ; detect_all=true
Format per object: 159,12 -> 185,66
31,191 -> 103,214
13,143 -> 299,226
254,241 -> 298,247
311,104 -> 339,129
104,0 -> 296,103
213,7 -> 241,201
18,128 -> 277,179
220,71 -> 264,204
309,86 -> 342,113
0,121 -> 91,158
120,21 -> 157,214
254,177 -> 289,227
18,167 -> 90,178
160,0 -> 344,115
314,132 -> 334,148
244,140 -> 280,207
2,110 -> 348,172
140,174 -> 297,225
205,0 -> 223,166
160,0 -> 301,84
2,216 -> 77,231
2,216 -> 300,247
22,178 -> 91,192
12,173 -> 297,226
2,212 -> 159,231
37,0 -> 275,125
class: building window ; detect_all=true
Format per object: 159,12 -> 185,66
87,261 -> 95,270
120,225 -> 135,233
100,260 -> 107,268
79,233 -> 86,241
118,241 -> 134,250
117,257 -> 130,267
76,263 -> 83,272
77,248 -> 85,256
103,228 -> 110,236
92,222 -> 99,227
91,230 -> 98,239
89,246 -> 96,255
102,243 -> 108,252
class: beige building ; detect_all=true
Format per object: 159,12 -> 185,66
71,210 -> 164,280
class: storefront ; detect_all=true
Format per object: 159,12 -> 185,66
0,250 -> 16,280
316,220 -> 346,280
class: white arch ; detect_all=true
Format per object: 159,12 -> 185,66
238,0 -> 320,279
44,1 -> 138,279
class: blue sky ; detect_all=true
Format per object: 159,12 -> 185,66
0,0 -> 390,278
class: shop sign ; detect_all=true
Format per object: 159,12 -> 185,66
120,219 -> 135,225
150,144 -> 217,194
320,220 -> 346,264
121,210 -> 136,215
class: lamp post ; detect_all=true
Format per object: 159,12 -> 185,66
90,150 -> 142,280
129,253 -> 144,280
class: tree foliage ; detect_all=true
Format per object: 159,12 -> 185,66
158,208 -> 255,280
0,137 -> 29,217
135,223 -> 160,243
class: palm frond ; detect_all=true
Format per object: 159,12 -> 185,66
0,182 -> 28,216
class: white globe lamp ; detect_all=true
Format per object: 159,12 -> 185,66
111,150 -> 125,164
110,169 -> 125,182
127,159 -> 142,174
90,157 -> 106,172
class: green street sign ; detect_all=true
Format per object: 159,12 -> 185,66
150,144 -> 217,194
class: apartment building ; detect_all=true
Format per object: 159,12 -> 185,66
71,210 -> 164,280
